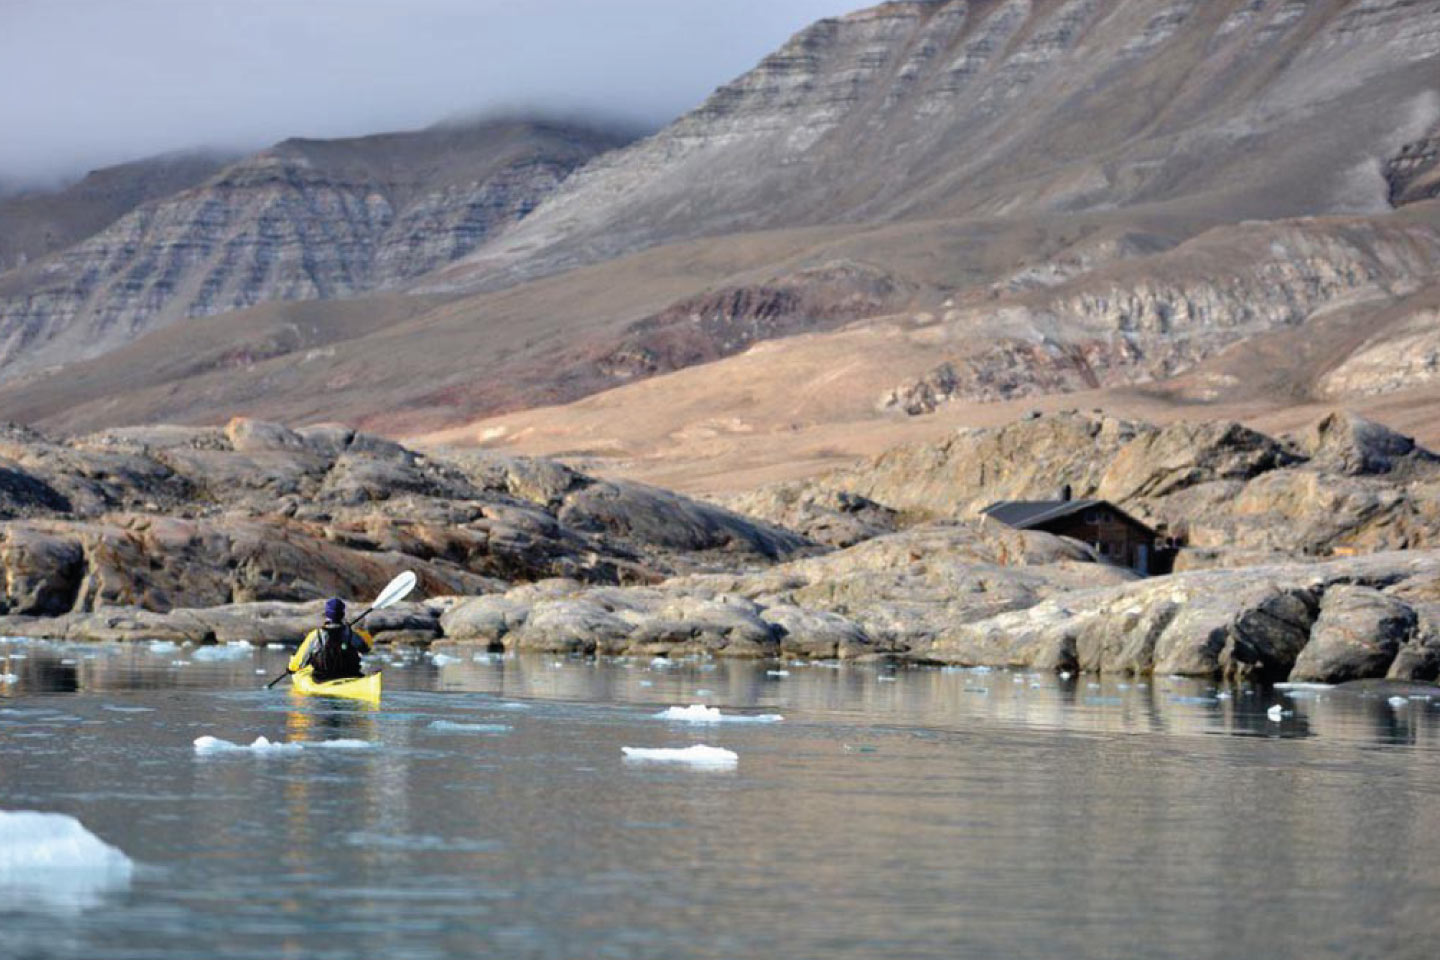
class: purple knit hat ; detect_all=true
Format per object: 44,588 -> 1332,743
324,598 -> 346,622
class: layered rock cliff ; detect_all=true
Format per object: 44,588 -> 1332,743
0,120 -> 627,379
880,208 -> 1440,410
0,150 -> 233,274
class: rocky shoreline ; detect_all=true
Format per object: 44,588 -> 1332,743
2,412 -> 1438,684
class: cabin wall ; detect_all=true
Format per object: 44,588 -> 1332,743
1038,510 -> 1154,574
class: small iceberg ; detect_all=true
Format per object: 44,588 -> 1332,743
193,736 -> 372,755
654,705 -> 782,724
622,745 -> 738,768
191,644 -> 253,662
0,810 -> 134,909
427,721 -> 511,734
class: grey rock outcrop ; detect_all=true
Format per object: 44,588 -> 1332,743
738,410 -> 1440,563
0,418 -> 811,619
923,550 -> 1440,681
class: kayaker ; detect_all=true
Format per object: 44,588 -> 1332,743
289,599 -> 372,683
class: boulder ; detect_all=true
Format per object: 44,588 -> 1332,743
925,551 -> 1440,678
1097,420 -> 1297,502
625,595 -> 780,658
1289,586 -> 1416,682
1294,411 -> 1422,476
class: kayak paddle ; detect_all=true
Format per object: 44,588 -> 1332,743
263,570 -> 419,688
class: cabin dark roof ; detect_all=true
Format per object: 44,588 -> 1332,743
980,498 -> 1154,534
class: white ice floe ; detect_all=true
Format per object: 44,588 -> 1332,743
0,810 -> 134,909
1388,696 -> 1409,708
427,721 -> 511,733
191,644 -> 253,662
654,705 -> 782,724
193,736 -> 373,755
1267,704 -> 1290,721
621,745 -> 738,768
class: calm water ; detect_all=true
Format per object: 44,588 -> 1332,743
3,638 -> 1440,960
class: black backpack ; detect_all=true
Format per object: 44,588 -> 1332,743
310,623 -> 362,681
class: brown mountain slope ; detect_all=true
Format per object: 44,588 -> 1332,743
413,206 -> 1440,495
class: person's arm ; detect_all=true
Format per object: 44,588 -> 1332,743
288,630 -> 318,673
354,628 -> 373,654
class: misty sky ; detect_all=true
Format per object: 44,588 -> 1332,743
0,0 -> 854,186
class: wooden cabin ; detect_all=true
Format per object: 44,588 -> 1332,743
981,495 -> 1173,575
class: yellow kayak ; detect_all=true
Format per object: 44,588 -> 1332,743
290,668 -> 382,703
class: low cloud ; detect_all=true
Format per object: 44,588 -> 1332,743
1,0 -> 850,186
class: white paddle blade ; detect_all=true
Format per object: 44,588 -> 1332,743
372,571 -> 417,610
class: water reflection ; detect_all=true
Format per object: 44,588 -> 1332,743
3,636 -> 1438,749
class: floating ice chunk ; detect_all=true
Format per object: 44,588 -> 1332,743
1388,696 -> 1409,708
427,721 -> 511,733
194,736 -> 300,755
193,736 -> 372,755
766,670 -> 790,678
621,745 -> 738,768
1267,704 -> 1289,721
655,705 -> 782,724
0,810 -> 134,910
430,654 -> 461,667
192,645 -> 253,662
